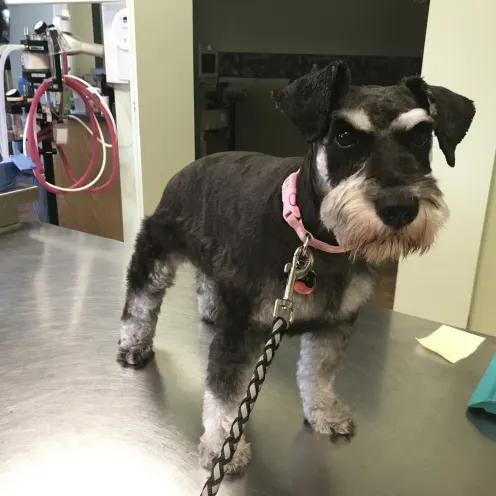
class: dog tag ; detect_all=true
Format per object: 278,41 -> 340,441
294,270 -> 316,295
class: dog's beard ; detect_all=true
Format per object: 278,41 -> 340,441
320,173 -> 449,264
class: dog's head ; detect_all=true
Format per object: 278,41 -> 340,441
272,62 -> 475,264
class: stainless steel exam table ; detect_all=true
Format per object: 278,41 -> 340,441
1,223 -> 495,495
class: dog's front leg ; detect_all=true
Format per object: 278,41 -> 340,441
297,321 -> 356,440
199,288 -> 255,475
200,332 -> 254,475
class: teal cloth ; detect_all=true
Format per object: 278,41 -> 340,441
468,353 -> 496,415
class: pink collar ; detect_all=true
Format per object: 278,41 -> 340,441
282,170 -> 347,254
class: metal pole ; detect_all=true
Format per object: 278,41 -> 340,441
41,138 -> 59,225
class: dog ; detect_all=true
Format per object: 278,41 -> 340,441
117,61 -> 475,474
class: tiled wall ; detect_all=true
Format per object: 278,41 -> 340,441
219,53 -> 422,85
215,52 -> 423,157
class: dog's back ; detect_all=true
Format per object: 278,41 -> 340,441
159,151 -> 300,219
154,151 -> 303,279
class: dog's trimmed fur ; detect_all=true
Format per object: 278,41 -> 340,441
118,62 -> 475,474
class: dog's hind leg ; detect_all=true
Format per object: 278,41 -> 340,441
298,321 -> 356,440
199,286 -> 257,475
196,271 -> 218,325
117,215 -> 182,367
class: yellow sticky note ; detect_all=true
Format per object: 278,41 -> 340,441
416,325 -> 486,363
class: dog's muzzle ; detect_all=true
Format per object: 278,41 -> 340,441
374,195 -> 420,229
319,172 -> 449,264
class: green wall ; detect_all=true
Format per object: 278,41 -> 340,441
470,153 -> 496,337
133,0 -> 195,215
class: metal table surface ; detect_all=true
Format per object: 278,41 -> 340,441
1,224 -> 495,496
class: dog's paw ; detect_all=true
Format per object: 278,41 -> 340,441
116,340 -> 154,368
304,400 -> 356,441
199,434 -> 251,476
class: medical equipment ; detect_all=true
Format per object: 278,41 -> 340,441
0,14 -> 120,227
20,23 -> 118,191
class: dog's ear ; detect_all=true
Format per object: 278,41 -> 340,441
271,62 -> 351,143
403,76 -> 476,167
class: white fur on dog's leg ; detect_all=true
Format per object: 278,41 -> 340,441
117,310 -> 156,366
199,432 -> 251,475
303,399 -> 356,439
118,258 -> 179,367
298,329 -> 356,440
196,271 -> 218,324
200,389 -> 252,475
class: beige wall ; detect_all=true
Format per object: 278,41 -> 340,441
132,0 -> 195,215
470,154 -> 496,337
68,3 -> 95,76
114,85 -> 140,242
195,0 -> 429,56
394,0 -> 496,329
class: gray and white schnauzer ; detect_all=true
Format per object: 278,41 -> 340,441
118,62 -> 475,474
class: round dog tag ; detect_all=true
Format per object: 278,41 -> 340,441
294,270 -> 316,295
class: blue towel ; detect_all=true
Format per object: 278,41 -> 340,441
9,154 -> 36,171
467,353 -> 496,415
0,156 -> 36,191
0,159 -> 18,189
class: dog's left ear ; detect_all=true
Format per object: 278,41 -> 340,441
271,62 -> 351,143
403,76 -> 476,167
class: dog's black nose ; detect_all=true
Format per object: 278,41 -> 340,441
374,196 -> 419,229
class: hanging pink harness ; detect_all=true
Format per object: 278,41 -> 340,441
282,170 -> 347,254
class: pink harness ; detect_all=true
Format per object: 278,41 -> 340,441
282,170 -> 347,254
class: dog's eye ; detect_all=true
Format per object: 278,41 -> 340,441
410,131 -> 429,146
335,130 -> 359,148
408,122 -> 432,147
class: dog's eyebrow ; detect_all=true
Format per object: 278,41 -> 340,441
391,108 -> 433,130
335,109 -> 374,132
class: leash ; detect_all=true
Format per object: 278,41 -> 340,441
200,240 -> 314,496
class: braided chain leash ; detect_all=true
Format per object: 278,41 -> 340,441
201,243 -> 314,496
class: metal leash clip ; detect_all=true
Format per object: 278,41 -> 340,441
273,236 -> 314,324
